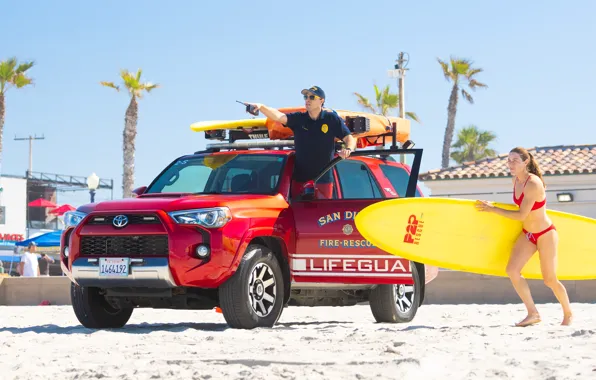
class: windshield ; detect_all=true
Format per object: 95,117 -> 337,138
145,153 -> 287,195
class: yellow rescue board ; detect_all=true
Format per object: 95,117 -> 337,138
190,118 -> 267,131
354,197 -> 596,280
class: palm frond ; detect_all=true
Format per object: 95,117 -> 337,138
100,81 -> 120,91
12,73 -> 33,88
136,69 -> 142,82
142,83 -> 159,92
468,79 -> 488,90
0,60 -> 16,81
484,149 -> 498,157
353,92 -> 376,114
461,89 -> 474,104
466,68 -> 483,78
16,61 -> 35,74
437,58 -> 452,82
373,84 -> 382,109
406,111 -> 420,124
451,58 -> 472,75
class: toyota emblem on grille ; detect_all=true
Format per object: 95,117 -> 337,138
113,215 -> 129,228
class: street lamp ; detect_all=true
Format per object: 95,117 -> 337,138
87,172 -> 100,203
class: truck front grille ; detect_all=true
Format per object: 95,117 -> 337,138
86,214 -> 161,225
80,235 -> 169,256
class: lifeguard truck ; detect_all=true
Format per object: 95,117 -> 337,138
60,106 -> 438,329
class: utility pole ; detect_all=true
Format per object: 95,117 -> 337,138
388,52 -> 409,163
14,134 -> 45,178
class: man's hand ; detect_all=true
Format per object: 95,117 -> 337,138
245,104 -> 288,124
338,147 -> 353,159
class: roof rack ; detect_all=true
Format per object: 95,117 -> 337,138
204,140 -> 296,151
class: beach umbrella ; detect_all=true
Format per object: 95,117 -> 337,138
28,198 -> 58,208
49,204 -> 76,216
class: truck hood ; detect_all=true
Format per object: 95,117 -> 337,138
78,193 -> 287,214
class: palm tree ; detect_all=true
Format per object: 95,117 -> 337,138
101,69 -> 159,198
0,57 -> 35,170
353,84 -> 420,122
450,125 -> 497,164
437,57 -> 487,168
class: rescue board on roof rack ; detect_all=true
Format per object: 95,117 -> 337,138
190,107 -> 410,148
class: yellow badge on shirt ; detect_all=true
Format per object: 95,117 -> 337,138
321,124 -> 328,133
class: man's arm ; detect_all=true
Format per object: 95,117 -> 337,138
335,114 -> 356,159
18,262 -> 24,276
248,103 -> 288,125
343,134 -> 357,151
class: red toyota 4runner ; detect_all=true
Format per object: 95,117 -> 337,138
60,127 -> 438,330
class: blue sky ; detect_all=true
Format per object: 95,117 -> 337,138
1,0 -> 594,206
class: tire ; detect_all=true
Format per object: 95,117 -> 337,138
369,261 -> 421,323
70,282 -> 133,329
219,244 -> 285,329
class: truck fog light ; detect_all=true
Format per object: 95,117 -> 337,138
64,247 -> 70,257
196,244 -> 210,258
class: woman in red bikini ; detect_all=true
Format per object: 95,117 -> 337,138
475,147 -> 573,327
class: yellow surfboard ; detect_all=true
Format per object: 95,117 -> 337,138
190,118 -> 267,131
354,197 -> 596,280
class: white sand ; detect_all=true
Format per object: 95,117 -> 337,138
1,303 -> 595,380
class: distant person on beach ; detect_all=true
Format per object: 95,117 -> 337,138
39,252 -> 55,276
18,242 -> 40,277
475,147 -> 573,327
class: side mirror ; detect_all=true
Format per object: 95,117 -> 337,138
132,186 -> 147,197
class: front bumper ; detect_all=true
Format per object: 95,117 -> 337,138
71,257 -> 177,288
61,210 -> 250,288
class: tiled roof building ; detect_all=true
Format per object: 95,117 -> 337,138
420,144 -> 596,181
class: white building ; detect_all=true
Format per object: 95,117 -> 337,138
0,175 -> 27,251
419,144 -> 596,219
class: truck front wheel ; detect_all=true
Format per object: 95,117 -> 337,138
71,283 -> 133,329
219,244 -> 285,329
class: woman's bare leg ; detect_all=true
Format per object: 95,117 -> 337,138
537,230 -> 573,325
506,234 -> 540,326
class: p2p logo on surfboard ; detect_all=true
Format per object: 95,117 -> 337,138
404,214 -> 423,245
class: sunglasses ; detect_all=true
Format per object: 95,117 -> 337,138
303,94 -> 320,100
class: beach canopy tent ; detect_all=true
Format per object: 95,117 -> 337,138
15,230 -> 63,248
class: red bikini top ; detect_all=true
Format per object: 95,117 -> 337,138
513,175 -> 546,210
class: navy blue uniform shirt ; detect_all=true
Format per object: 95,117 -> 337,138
284,109 -> 351,183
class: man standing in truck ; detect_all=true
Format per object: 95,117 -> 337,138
246,86 -> 357,199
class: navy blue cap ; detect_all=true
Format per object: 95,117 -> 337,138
301,85 -> 325,99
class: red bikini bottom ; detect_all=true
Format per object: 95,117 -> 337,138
523,224 -> 556,245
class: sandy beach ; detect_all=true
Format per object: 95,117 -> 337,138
1,303 -> 595,380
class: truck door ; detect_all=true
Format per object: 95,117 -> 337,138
290,157 -> 416,285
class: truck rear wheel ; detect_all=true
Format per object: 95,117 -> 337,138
70,283 -> 133,329
219,244 -> 285,329
369,261 -> 421,323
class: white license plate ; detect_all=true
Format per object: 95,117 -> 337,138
99,258 -> 130,277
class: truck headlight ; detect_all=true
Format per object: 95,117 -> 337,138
168,207 -> 232,228
64,211 -> 87,227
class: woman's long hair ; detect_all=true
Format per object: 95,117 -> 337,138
510,147 -> 545,187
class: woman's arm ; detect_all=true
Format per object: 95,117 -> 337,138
476,178 -> 541,221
